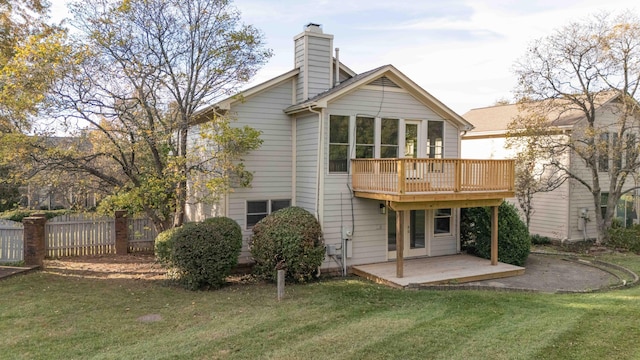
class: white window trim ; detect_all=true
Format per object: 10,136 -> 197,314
433,208 -> 453,236
245,199 -> 291,230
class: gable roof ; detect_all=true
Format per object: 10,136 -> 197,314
284,64 -> 473,131
191,68 -> 300,124
462,92 -> 620,138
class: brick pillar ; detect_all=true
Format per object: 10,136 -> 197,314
23,216 -> 47,267
115,211 -> 129,255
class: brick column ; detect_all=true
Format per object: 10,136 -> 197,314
115,211 -> 129,255
23,216 -> 47,267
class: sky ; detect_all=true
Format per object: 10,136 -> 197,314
49,0 -> 640,115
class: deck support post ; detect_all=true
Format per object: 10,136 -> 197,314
491,205 -> 498,265
396,210 -> 404,278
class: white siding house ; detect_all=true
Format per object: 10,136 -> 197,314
462,99 -> 640,242
187,24 -> 515,275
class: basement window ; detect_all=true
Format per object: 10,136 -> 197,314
246,199 -> 291,228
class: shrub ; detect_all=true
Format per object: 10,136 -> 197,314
608,225 -> 640,253
202,217 -> 243,242
0,209 -> 70,222
154,227 -> 181,266
460,202 -> 530,266
250,206 -> 325,283
172,218 -> 242,290
530,234 -> 553,245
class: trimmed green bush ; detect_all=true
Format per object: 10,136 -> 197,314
608,225 -> 640,253
460,202 -> 530,266
202,217 -> 243,242
530,234 -> 553,245
172,218 -> 242,290
154,227 -> 181,266
250,206 -> 325,283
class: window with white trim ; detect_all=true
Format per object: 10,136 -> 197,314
329,115 -> 349,173
380,118 -> 399,158
427,121 -> 444,159
355,116 -> 375,158
434,208 -> 452,234
246,199 -> 291,228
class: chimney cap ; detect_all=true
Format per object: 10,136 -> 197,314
305,23 -> 323,33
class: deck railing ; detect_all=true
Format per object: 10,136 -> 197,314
351,158 -> 515,195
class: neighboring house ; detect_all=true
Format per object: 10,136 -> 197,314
462,95 -> 639,242
187,24 -> 514,276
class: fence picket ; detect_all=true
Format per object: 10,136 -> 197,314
0,219 -> 24,263
1,214 -> 158,261
46,214 -> 115,257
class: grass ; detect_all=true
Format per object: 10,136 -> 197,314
1,254 -> 640,360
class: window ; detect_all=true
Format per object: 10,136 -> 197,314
598,133 -> 609,172
612,133 -> 622,171
329,115 -> 349,173
427,121 -> 443,159
601,193 -> 636,228
434,208 -> 452,234
246,200 -> 268,228
626,133 -> 638,167
380,118 -> 399,158
355,116 -> 374,158
246,199 -> 291,228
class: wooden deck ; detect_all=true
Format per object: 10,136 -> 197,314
351,158 -> 515,206
351,254 -> 525,289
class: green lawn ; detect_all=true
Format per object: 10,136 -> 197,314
2,254 -> 640,360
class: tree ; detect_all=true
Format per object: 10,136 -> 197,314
31,0 -> 270,231
511,12 -> 640,244
507,124 -> 567,230
0,0 -> 69,132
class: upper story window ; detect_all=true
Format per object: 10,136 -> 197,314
355,116 -> 374,158
598,132 -> 610,172
380,118 -> 399,158
329,115 -> 349,173
427,121 -> 444,159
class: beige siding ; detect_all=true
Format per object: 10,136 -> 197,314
566,104 -> 638,241
323,87 -> 461,266
296,113 -> 319,214
306,36 -> 332,98
223,81 -> 294,263
525,181 -> 570,239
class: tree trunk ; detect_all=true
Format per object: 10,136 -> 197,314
173,122 -> 189,228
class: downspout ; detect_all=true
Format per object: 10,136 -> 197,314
335,48 -> 340,87
308,105 -> 323,221
292,117 -> 297,206
308,105 -> 324,277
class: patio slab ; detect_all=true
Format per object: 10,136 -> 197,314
351,254 -> 525,288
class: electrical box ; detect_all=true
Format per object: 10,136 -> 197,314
326,244 -> 339,256
342,227 -> 353,240
577,208 -> 589,231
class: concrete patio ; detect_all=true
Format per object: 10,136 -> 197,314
351,254 -> 525,288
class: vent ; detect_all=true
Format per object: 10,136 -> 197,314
369,76 -> 401,88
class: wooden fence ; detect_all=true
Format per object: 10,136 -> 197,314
0,214 -> 159,261
46,214 -> 115,257
0,219 -> 24,263
127,217 -> 158,252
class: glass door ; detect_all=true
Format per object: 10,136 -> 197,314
387,209 -> 428,258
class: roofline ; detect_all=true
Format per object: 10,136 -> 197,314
192,68 -> 300,124
284,65 -> 474,130
463,125 -> 574,139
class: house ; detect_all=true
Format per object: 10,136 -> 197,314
187,23 -> 517,284
462,95 -> 639,242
